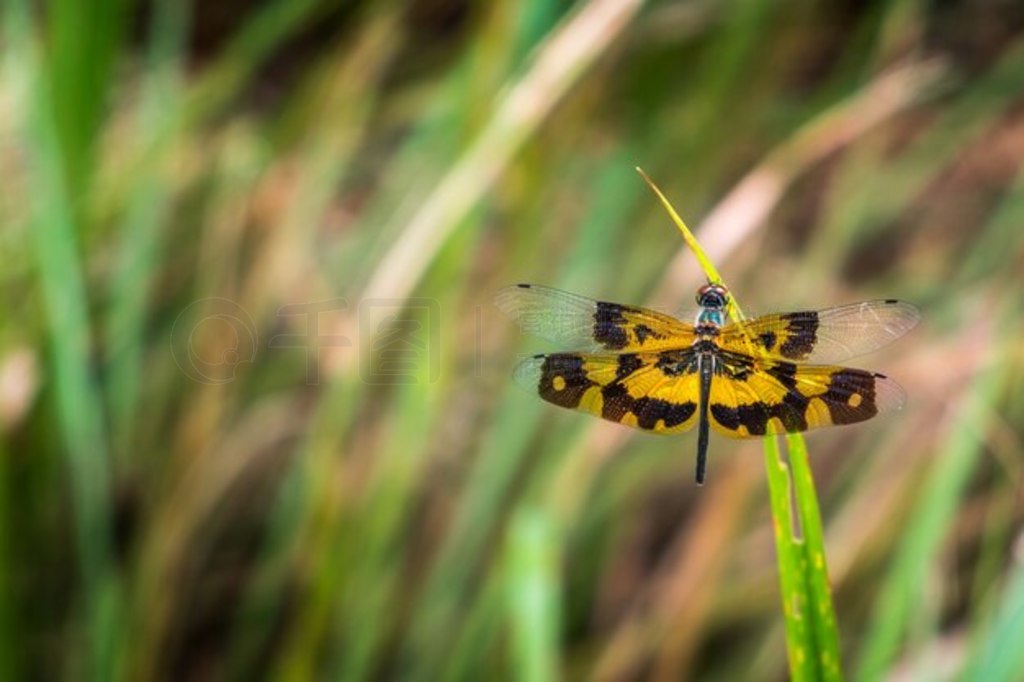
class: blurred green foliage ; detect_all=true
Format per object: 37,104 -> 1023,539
1,0 -> 1024,680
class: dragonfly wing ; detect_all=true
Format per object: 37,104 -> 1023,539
717,300 -> 920,364
495,284 -> 696,352
514,351 -> 701,434
708,351 -> 906,438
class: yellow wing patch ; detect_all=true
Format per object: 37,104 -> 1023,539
707,350 -> 906,438
496,284 -> 696,353
515,351 -> 700,434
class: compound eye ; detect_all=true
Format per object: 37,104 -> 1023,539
697,283 -> 730,308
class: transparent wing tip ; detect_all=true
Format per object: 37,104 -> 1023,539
872,372 -> 908,413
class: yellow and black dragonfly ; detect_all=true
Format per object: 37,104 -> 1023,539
496,283 -> 919,484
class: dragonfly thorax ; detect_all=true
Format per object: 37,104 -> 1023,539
694,307 -> 725,341
695,308 -> 726,329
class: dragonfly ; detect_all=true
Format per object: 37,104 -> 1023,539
495,283 -> 920,484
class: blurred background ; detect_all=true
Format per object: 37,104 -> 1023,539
2,0 -> 1024,680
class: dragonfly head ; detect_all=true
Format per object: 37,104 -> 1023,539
696,283 -> 730,310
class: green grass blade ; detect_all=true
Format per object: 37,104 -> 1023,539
637,167 -> 726,287
961,560 -> 1024,682
765,438 -> 843,675
0,438 -> 17,680
45,0 -> 128,194
506,506 -> 561,682
7,2 -> 121,677
763,437 -> 815,680
786,433 -> 843,679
